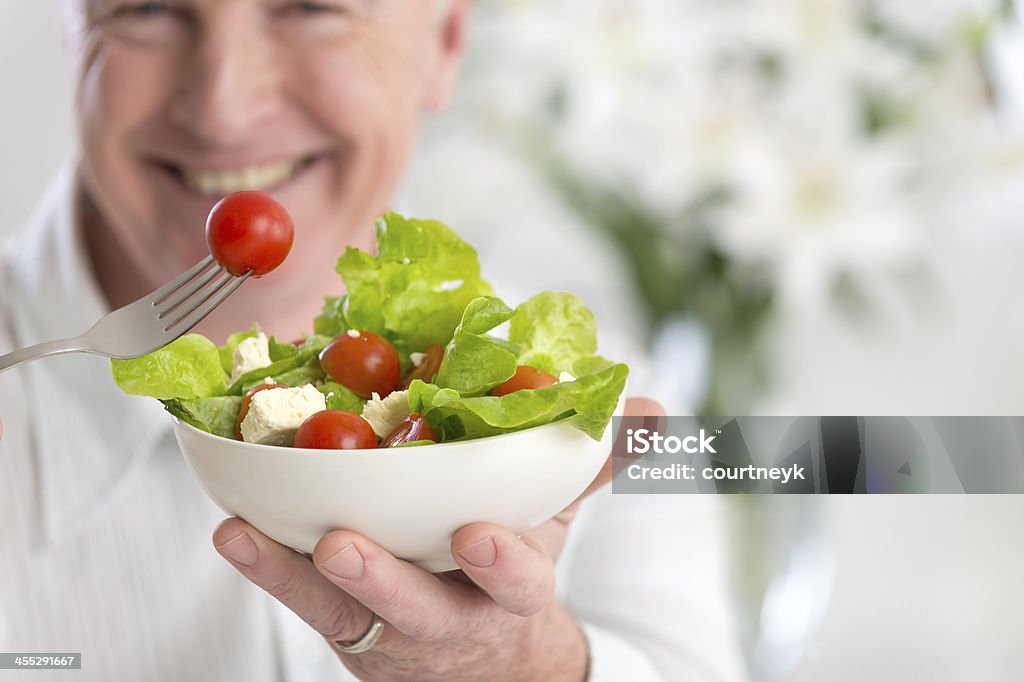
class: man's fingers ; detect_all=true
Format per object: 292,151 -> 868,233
451,523 -> 555,617
520,511 -> 575,563
624,396 -> 667,419
312,530 -> 468,642
212,518 -> 372,643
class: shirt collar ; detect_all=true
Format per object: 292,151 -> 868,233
5,161 -> 171,546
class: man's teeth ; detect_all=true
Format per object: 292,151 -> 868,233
182,161 -> 301,196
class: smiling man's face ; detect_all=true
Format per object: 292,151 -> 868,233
66,0 -> 466,333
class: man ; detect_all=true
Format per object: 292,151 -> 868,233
0,1 -> 746,679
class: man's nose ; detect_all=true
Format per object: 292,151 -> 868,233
168,16 -> 281,146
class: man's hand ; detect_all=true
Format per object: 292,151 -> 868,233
213,397 -> 664,681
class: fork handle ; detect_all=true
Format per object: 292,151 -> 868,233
0,337 -> 90,374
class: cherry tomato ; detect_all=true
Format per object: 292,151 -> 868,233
402,344 -> 445,389
206,191 -> 294,276
319,330 -> 401,399
293,410 -> 378,450
490,365 -> 558,397
381,413 -> 438,447
235,383 -> 289,439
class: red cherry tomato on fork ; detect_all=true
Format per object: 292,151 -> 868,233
319,330 -> 401,399
206,191 -> 294,276
293,410 -> 378,450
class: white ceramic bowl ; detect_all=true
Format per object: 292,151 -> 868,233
172,403 -> 621,572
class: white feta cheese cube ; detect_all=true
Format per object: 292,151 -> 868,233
230,332 -> 272,384
240,385 -> 326,446
361,390 -> 410,438
409,352 -> 427,368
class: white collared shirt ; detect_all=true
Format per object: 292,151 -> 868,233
0,165 -> 747,681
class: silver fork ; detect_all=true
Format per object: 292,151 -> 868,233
0,256 -> 250,373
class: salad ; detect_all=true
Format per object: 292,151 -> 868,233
112,212 -> 629,449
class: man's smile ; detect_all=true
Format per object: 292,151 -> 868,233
148,153 -> 329,198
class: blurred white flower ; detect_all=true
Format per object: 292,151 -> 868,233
932,121 -> 1024,238
452,0 -> 1018,408
871,0 -> 1006,43
716,129 -> 921,307
465,0 -> 1016,307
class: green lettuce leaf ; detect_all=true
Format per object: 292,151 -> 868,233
268,336 -> 299,362
255,366 -> 324,392
434,297 -> 517,395
314,295 -> 346,338
572,354 -> 617,376
407,379 -> 447,414
559,362 -> 630,438
409,358 -> 627,441
318,382 -> 367,413
334,212 -> 492,355
162,396 -> 243,439
112,334 -> 228,399
228,357 -> 302,395
295,334 -> 333,364
217,324 -> 260,374
509,292 -> 597,374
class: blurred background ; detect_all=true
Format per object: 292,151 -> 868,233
3,0 -> 1024,679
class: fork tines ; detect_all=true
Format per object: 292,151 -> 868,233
163,273 -> 251,334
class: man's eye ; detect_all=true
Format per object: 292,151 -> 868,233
97,1 -> 190,47
112,2 -> 172,18
288,2 -> 335,14
283,2 -> 346,17
273,0 -> 358,40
